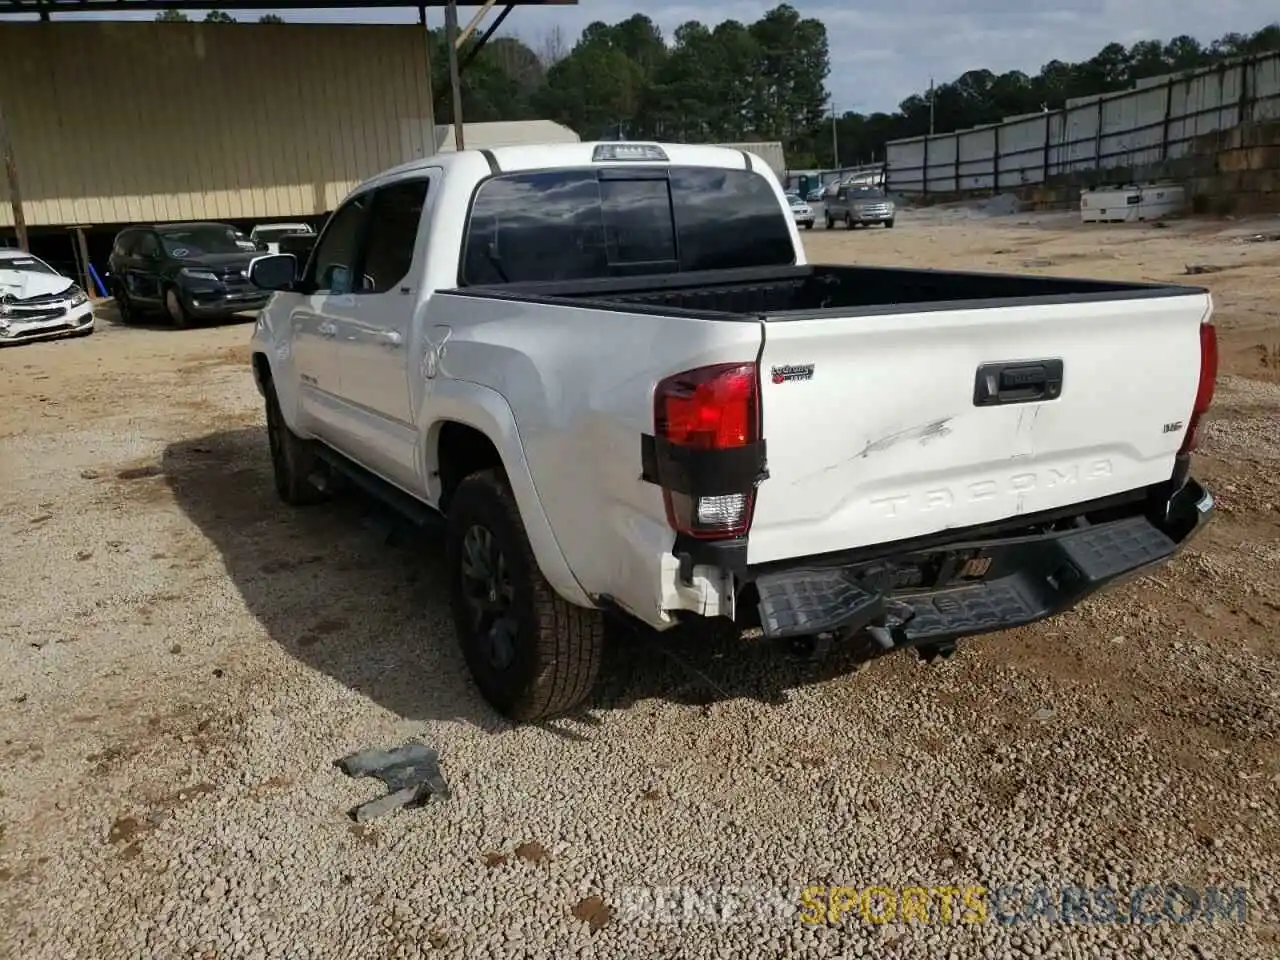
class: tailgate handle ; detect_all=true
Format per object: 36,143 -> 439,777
974,359 -> 1063,406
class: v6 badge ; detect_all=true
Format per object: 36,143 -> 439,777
771,363 -> 814,384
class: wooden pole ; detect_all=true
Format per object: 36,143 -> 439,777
0,99 -> 29,252
74,227 -> 94,298
456,0 -> 498,49
445,0 -> 465,150
418,4 -> 438,158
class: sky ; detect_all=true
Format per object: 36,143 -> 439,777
8,2 -> 1278,113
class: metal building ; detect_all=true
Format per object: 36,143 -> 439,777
0,0 -> 577,236
709,141 -> 787,178
425,119 -> 580,156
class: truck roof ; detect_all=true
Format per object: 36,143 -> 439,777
364,141 -> 762,189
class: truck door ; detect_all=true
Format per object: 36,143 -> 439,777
331,173 -> 438,490
289,192 -> 370,442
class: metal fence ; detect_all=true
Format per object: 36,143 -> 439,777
885,52 -> 1280,196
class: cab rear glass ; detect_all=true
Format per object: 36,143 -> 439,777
460,166 -> 795,285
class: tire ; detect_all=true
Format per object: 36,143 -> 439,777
113,283 -> 137,324
264,377 -> 328,506
164,286 -> 192,329
844,212 -> 854,229
447,469 -> 604,722
885,218 -> 896,229
825,213 -> 834,229
804,221 -> 813,230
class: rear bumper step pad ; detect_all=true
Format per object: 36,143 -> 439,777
755,479 -> 1212,644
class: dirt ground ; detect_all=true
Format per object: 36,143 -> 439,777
1,208 -> 1278,959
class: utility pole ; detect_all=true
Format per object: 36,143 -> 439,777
831,100 -> 840,170
0,98 -> 29,252
444,0 -> 465,150
928,76 -> 935,136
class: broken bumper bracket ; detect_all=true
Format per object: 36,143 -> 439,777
335,743 -> 451,823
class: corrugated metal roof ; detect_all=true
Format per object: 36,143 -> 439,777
431,120 -> 581,153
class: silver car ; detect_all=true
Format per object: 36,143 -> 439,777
824,184 -> 895,229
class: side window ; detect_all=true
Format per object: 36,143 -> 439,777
137,233 -> 159,258
308,194 -> 370,294
111,233 -> 129,258
463,170 -> 604,285
359,179 -> 430,294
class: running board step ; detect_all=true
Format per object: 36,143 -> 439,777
314,446 -> 445,531
900,582 -> 1039,639
755,568 -> 886,639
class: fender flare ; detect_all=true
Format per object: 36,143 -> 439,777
250,321 -> 307,438
422,380 -> 593,609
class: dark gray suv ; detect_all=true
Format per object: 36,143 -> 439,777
824,184 -> 896,229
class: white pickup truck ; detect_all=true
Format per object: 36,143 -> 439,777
247,141 -> 1217,722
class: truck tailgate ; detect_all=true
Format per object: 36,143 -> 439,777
747,292 -> 1211,565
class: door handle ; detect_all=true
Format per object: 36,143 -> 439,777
377,330 -> 403,348
318,321 -> 337,338
974,359 -> 1064,406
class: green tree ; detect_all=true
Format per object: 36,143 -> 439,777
258,13 -> 284,24
204,10 -> 235,23
155,8 -> 189,21
401,11 -> 1278,171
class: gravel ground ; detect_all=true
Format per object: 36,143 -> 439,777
1,212 -> 1278,959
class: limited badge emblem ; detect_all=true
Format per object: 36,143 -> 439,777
771,363 -> 814,384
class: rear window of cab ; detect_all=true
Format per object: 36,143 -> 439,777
461,166 -> 796,285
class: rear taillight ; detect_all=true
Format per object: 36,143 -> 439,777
1179,322 -> 1218,455
654,362 -> 760,539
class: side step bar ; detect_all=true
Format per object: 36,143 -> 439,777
313,446 -> 445,531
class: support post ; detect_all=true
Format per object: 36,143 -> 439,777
445,0 -> 465,151
0,99 -> 29,252
992,125 -> 1000,192
418,4 -> 438,158
456,0 -> 498,49
74,226 -> 93,299
1161,77 -> 1174,162
1094,98 -> 1103,169
1041,114 -> 1051,183
921,135 -> 929,198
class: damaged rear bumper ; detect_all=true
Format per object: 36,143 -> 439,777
752,477 -> 1214,647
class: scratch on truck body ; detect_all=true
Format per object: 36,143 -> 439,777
789,417 -> 954,486
859,418 -> 953,458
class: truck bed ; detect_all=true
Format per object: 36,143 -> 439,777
453,263 -> 1203,320
444,260 -> 1211,566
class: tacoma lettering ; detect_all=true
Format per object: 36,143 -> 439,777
868,461 -> 1114,517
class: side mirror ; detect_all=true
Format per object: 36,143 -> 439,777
248,254 -> 297,291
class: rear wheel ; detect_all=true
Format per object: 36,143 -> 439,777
264,378 -> 328,506
825,212 -> 834,229
164,287 -> 192,328
447,469 -> 604,722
